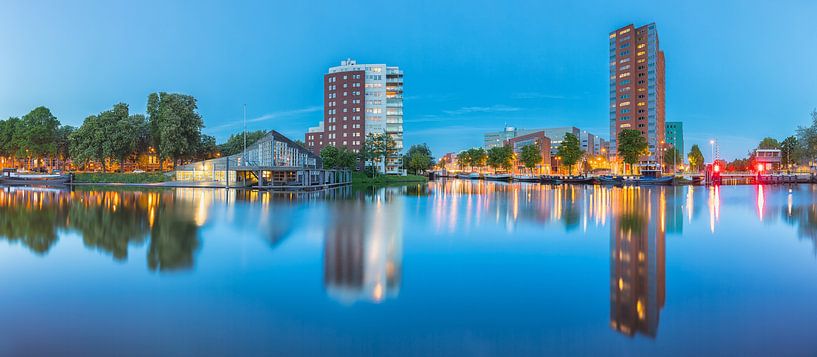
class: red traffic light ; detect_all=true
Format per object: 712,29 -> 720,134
756,163 -> 764,172
713,164 -> 720,173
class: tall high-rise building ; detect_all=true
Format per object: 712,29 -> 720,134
665,121 -> 684,158
306,59 -> 404,174
609,23 -> 665,161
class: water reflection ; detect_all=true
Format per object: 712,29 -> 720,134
323,187 -> 404,304
609,187 -> 666,338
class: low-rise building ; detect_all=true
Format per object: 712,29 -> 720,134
506,131 -> 552,174
755,149 -> 782,172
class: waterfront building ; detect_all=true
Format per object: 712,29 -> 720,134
484,126 -> 541,149
665,121 -> 684,157
305,59 -> 404,174
542,127 -> 581,156
506,131 -> 552,174
755,149 -> 782,172
609,23 -> 666,161
176,130 -> 350,188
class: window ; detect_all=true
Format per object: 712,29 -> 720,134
619,28 -> 631,35
637,51 -> 646,56
619,101 -> 630,107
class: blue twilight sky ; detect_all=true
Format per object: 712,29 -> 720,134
1,0 -> 815,160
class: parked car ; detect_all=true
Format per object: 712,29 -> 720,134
132,169 -> 146,174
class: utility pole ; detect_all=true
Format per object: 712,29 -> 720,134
243,104 -> 247,164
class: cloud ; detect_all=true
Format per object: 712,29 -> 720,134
207,106 -> 321,132
442,104 -> 521,116
512,92 -> 578,100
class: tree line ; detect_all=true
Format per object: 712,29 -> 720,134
0,93 -> 226,172
723,110 -> 817,172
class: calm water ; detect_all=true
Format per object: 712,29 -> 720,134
1,181 -> 816,356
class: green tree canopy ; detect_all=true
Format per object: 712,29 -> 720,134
486,146 -> 514,172
147,92 -> 204,168
403,144 -> 434,174
362,133 -> 397,175
18,107 -> 61,168
466,147 -> 487,169
688,144 -> 705,172
519,144 -> 543,171
757,137 -> 781,150
557,133 -> 584,174
0,117 -> 21,159
617,129 -> 648,174
217,130 -> 268,157
662,146 -> 683,169
780,135 -> 800,168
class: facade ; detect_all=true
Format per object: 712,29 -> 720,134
542,127 -> 581,156
665,121 -> 684,157
506,131 -> 552,174
484,126 -> 541,149
306,59 -> 404,174
176,131 -> 328,186
755,149 -> 782,171
609,23 -> 666,162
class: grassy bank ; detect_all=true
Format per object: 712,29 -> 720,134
72,172 -> 169,184
351,172 -> 428,185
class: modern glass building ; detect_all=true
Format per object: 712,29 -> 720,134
176,130 -> 322,186
665,121 -> 684,158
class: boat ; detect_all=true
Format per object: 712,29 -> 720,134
562,176 -> 595,184
467,172 -> 482,180
456,173 -> 471,179
597,175 -> 623,185
512,174 -> 540,182
1,171 -> 72,186
484,173 -> 511,181
540,175 -> 563,185
637,176 -> 675,185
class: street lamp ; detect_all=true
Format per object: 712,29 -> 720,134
709,139 -> 716,164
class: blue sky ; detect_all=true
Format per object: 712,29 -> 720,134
1,0 -> 815,160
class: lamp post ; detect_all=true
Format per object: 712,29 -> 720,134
709,139 -> 716,164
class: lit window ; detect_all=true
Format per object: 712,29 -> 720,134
637,51 -> 646,56
637,44 -> 646,49
619,72 -> 630,78
619,28 -> 631,35
619,101 -> 630,107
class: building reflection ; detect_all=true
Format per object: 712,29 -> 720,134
609,187 -> 666,338
323,187 -> 404,304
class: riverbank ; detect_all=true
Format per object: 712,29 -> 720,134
351,172 -> 428,185
72,172 -> 169,184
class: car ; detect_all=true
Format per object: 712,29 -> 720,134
132,169 -> 146,174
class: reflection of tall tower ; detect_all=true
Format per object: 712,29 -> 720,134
324,187 -> 404,303
610,187 -> 666,338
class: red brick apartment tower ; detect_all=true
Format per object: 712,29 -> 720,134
609,23 -> 665,161
306,61 -> 366,155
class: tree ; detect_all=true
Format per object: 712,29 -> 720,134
55,125 -> 75,170
486,146 -> 514,172
403,144 -> 434,174
757,137 -> 781,150
196,134 -> 218,161
362,133 -> 397,175
320,146 -> 339,169
457,150 -> 471,170
662,146 -> 683,171
688,144 -> 705,172
617,129 -> 648,174
780,136 -> 800,168
0,117 -> 21,162
519,144 -> 542,172
217,130 -> 267,157
557,133 -> 583,175
466,147 -> 487,171
147,92 -> 204,168
101,103 -> 142,172
796,109 -> 817,164
69,115 -> 106,171
19,107 -> 61,170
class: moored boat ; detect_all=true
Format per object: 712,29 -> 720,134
512,174 -> 540,182
597,175 -> 623,185
561,176 -> 595,184
484,173 -> 511,181
456,173 -> 471,179
468,172 -> 482,180
540,175 -> 563,185
637,176 -> 675,185
1,172 -> 72,186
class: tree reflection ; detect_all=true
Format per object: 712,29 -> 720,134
609,187 -> 666,338
0,187 -> 201,271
